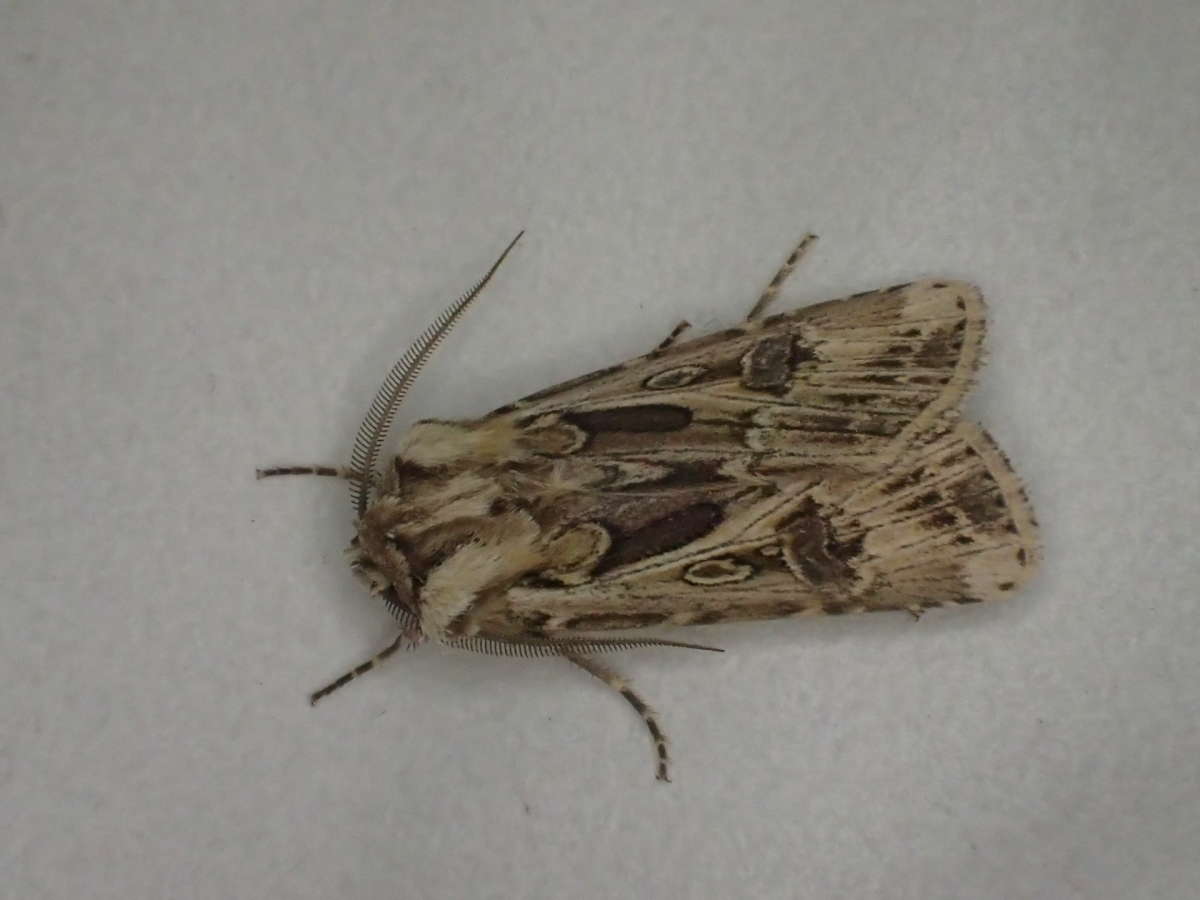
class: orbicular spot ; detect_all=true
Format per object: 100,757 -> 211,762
516,415 -> 589,455
683,558 -> 755,585
541,523 -> 611,585
563,404 -> 692,433
644,365 -> 708,390
740,334 -> 794,392
758,544 -> 781,557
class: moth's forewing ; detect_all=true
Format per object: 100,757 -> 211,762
382,279 -> 1036,641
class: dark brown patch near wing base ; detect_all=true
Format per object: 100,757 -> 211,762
563,404 -> 693,433
595,502 -> 724,573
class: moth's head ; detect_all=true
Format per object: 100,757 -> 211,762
346,514 -> 418,622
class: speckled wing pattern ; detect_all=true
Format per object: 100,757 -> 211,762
450,279 -> 1040,638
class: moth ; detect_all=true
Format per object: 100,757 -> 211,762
259,232 -> 1040,781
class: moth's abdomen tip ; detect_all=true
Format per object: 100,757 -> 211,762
254,468 -> 266,480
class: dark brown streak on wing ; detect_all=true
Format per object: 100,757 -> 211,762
780,497 -> 863,587
561,611 -> 670,630
595,502 -> 724,574
563,404 -> 693,433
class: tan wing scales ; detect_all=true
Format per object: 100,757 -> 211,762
473,281 -> 988,490
480,422 -> 1039,634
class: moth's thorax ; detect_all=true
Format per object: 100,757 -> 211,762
388,416 -> 587,479
349,438 -> 553,642
392,418 -> 522,470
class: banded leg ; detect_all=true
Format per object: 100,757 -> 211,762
746,233 -> 818,320
256,465 -> 365,481
565,653 -> 671,782
652,319 -> 692,354
309,633 -> 408,705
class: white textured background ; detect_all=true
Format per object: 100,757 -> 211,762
3,2 -> 1198,899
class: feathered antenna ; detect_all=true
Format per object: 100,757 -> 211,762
348,232 -> 524,518
447,634 -> 723,658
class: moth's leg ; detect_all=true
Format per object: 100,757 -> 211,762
564,653 -> 671,782
309,632 -> 409,705
746,233 -> 819,320
256,465 -> 365,481
653,319 -> 692,353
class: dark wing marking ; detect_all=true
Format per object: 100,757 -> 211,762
464,422 -> 1038,637
486,281 -> 986,488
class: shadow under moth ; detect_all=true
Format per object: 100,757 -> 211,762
259,232 -> 1040,781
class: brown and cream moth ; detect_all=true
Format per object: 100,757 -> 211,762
258,232 -> 1040,782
